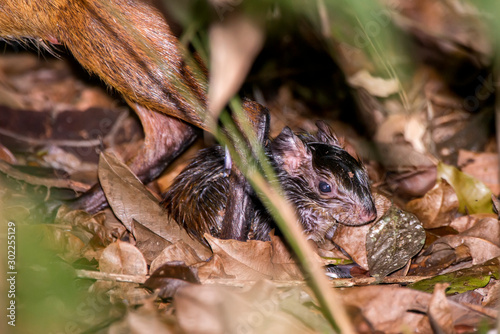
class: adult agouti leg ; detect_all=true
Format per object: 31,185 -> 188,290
1,0 -> 208,129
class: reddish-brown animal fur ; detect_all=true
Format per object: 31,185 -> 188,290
1,0 -> 208,128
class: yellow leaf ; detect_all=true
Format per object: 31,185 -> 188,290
437,162 -> 494,214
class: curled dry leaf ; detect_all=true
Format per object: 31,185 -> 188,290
56,205 -> 122,248
412,216 -> 500,275
367,206 -> 426,278
406,180 -> 459,229
198,254 -> 234,281
37,225 -> 87,263
97,240 -> 150,304
333,223 -> 372,270
98,152 -> 211,260
411,242 -> 457,277
132,220 -> 171,264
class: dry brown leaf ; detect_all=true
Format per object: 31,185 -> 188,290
145,262 -> 200,299
205,235 -> 274,280
174,281 -> 316,334
334,223 -> 372,269
133,220 -> 172,265
449,214 -> 497,233
428,283 -> 455,334
458,150 -> 499,196
99,240 -> 147,276
406,180 -> 459,229
197,254 -> 234,280
315,238 -> 351,261
204,234 -> 306,280
37,225 -> 87,263
269,234 -> 303,280
96,241 -> 150,303
339,285 -> 493,333
56,206 -> 123,249
436,217 -> 500,265
109,306 -> 175,334
415,217 -> 500,275
480,279 -> 500,309
411,242 -> 457,276
150,241 -> 203,274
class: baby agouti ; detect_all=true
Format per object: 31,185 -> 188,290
163,120 -> 377,242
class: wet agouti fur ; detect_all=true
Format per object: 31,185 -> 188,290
163,121 -> 377,243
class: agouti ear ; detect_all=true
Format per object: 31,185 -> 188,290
272,127 -> 311,176
315,121 -> 341,147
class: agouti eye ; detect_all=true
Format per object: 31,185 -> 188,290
319,181 -> 332,193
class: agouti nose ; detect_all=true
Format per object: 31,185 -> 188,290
360,206 -> 377,224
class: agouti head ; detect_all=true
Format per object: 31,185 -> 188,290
270,121 -> 377,241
